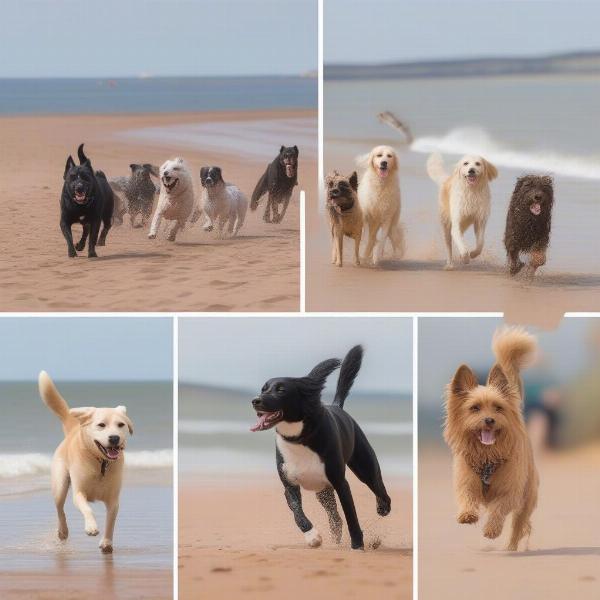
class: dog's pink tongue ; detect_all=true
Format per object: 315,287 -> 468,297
378,168 -> 388,178
106,447 -> 120,459
530,203 -> 541,215
285,164 -> 295,178
250,414 -> 268,432
480,430 -> 496,445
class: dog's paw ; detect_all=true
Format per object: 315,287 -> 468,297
97,239 -> 106,247
58,527 -> 69,540
88,251 -> 98,258
75,242 -> 85,252
457,511 -> 479,524
99,539 -> 113,553
68,249 -> 77,258
483,521 -> 503,539
377,497 -> 391,517
444,262 -> 455,271
351,540 -> 365,551
85,524 -> 99,536
335,261 -> 343,267
469,249 -> 482,259
203,225 -> 214,232
148,233 -> 156,239
167,234 -> 177,242
460,253 -> 470,265
304,528 -> 322,548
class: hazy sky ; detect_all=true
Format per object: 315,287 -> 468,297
2,0 -> 317,78
325,0 -> 600,64
0,318 -> 172,381
419,317 -> 598,406
179,317 -> 412,393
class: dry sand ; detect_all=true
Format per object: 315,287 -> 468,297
179,475 -> 412,599
419,446 -> 600,600
0,109 -> 315,311
306,207 -> 600,328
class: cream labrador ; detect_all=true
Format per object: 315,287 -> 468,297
357,145 -> 404,265
39,371 -> 133,554
427,152 -> 498,269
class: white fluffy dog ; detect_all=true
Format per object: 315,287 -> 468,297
148,157 -> 200,241
200,166 -> 248,237
427,152 -> 498,269
356,145 -> 404,264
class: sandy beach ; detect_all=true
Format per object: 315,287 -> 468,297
179,474 -> 412,599
0,108 -> 315,311
419,446 -> 600,600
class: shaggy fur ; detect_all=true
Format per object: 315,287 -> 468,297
200,166 -> 248,237
504,175 -> 554,278
148,158 -> 200,241
325,170 -> 363,267
356,145 -> 404,264
444,326 -> 539,551
250,146 -> 298,224
110,164 -> 159,228
427,152 -> 498,269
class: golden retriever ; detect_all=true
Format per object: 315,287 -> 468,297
357,145 -> 404,265
39,371 -> 133,554
427,152 -> 498,269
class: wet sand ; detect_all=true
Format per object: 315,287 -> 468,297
0,109 -> 315,311
179,474 -> 412,599
419,446 -> 600,600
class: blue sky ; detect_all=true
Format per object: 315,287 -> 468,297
0,318 -> 172,381
325,0 -> 600,64
2,0 -> 317,78
179,317 -> 412,394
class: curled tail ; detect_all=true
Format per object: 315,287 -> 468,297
491,327 -> 537,400
334,345 -> 363,408
426,152 -> 448,186
250,169 -> 269,211
39,371 -> 77,435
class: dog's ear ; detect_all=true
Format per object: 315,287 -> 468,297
349,171 -> 358,191
450,365 -> 478,397
487,364 -> 510,395
483,158 -> 498,181
512,176 -> 527,196
293,145 -> 299,156
130,164 -> 139,172
176,157 -> 184,164
69,407 -> 95,426
279,145 -> 285,154
200,167 -> 209,183
146,164 -> 160,177
64,156 -> 75,179
306,358 -> 341,382
115,406 -> 134,434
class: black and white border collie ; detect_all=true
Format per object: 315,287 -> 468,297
251,345 -> 391,550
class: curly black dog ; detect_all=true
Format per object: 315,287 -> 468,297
60,144 -> 114,258
504,175 -> 554,278
250,345 -> 391,550
250,145 -> 298,224
110,163 -> 159,228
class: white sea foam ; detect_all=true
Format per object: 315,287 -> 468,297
179,419 -> 412,436
411,127 -> 600,181
0,450 -> 172,478
117,117 -> 317,161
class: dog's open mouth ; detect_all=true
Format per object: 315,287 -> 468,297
378,166 -> 389,179
163,178 -> 178,192
530,203 -> 542,216
284,163 -> 296,178
74,191 -> 88,204
479,429 -> 496,445
251,410 -> 283,432
95,441 -> 123,460
466,174 -> 478,185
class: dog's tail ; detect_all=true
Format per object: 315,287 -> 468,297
426,152 -> 448,186
250,169 -> 269,211
491,327 -> 537,401
39,371 -> 77,435
333,345 -> 363,408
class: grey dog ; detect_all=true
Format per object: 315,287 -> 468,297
110,164 -> 160,228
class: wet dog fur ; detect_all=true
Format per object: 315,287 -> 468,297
444,327 -> 539,551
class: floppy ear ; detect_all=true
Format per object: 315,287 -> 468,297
512,176 -> 527,196
483,158 -> 498,181
69,407 -> 95,426
349,171 -> 358,191
64,156 -> 75,179
487,364 -> 510,394
450,365 -> 478,397
200,167 -> 209,183
115,406 -> 134,434
293,145 -> 299,156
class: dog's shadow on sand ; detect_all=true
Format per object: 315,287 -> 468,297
96,252 -> 169,261
176,235 -> 277,247
507,547 -> 600,557
375,259 -> 504,274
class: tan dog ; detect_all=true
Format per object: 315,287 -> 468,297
39,371 -> 133,554
325,170 -> 363,267
427,152 -> 498,269
357,145 -> 404,265
443,327 -> 538,551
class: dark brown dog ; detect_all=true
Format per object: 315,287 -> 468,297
325,171 -> 363,267
504,175 -> 554,278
